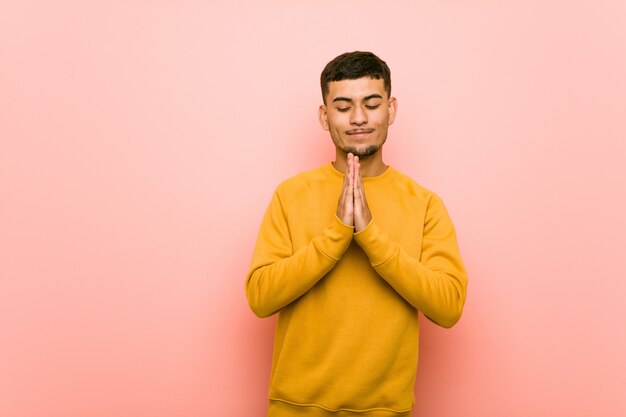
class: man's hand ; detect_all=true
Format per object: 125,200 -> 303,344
336,153 -> 372,231
352,155 -> 372,232
336,153 -> 355,226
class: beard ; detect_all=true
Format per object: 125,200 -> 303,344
342,144 -> 380,159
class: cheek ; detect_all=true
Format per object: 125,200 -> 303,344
328,119 -> 345,133
330,129 -> 343,142
373,113 -> 388,125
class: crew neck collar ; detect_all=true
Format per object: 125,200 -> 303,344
323,162 -> 394,183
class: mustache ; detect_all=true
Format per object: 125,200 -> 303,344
345,128 -> 375,134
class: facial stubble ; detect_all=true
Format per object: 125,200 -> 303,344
341,144 -> 380,159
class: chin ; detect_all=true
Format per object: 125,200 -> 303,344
343,145 -> 380,159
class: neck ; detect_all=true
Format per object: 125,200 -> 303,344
333,149 -> 387,177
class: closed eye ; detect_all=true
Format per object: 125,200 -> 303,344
365,105 -> 380,110
336,107 -> 351,112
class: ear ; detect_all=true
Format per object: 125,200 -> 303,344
387,97 -> 398,126
318,104 -> 329,131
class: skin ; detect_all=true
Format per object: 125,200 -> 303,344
336,153 -> 371,232
318,77 -> 398,232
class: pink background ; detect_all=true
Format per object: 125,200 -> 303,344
2,1 -> 625,416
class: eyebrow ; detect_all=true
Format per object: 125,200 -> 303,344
332,93 -> 383,103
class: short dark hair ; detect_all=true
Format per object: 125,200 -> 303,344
320,51 -> 391,102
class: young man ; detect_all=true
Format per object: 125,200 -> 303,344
246,51 -> 468,417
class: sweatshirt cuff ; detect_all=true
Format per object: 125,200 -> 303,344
313,215 -> 354,260
354,220 -> 397,266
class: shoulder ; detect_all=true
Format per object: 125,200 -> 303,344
387,167 -> 440,205
388,168 -> 453,225
272,164 -> 334,204
278,164 -> 328,188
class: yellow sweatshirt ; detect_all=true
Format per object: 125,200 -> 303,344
246,163 -> 467,417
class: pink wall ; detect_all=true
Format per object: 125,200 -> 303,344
2,1 -> 625,416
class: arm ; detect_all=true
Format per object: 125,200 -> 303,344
354,192 -> 468,329
245,191 -> 354,318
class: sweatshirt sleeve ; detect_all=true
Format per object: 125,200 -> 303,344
353,193 -> 468,328
245,190 -> 354,318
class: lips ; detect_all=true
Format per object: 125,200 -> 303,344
346,129 -> 374,135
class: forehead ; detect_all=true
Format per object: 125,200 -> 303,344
326,77 -> 387,101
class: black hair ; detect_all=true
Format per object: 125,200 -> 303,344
320,51 -> 391,102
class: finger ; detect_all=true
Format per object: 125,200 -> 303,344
354,161 -> 366,207
347,154 -> 354,188
347,163 -> 354,199
353,162 -> 371,232
347,153 -> 353,178
337,154 -> 355,224
346,159 -> 354,200
341,159 -> 350,192
338,172 -> 350,213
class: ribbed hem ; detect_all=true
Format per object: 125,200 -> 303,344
268,399 -> 412,417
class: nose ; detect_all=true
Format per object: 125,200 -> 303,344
350,105 -> 367,126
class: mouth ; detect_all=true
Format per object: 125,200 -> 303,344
346,128 -> 374,136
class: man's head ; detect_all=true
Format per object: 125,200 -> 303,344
320,51 -> 391,104
319,51 -> 397,161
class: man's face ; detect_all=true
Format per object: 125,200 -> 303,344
319,77 -> 397,159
